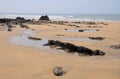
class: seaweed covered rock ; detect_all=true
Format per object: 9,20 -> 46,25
39,15 -> 50,21
0,18 -> 12,23
89,37 -> 105,41
93,50 -> 105,56
44,40 -> 106,56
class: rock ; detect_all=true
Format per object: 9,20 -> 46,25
89,37 -> 105,41
20,24 -> 29,29
56,34 -> 65,36
44,40 -> 105,56
93,50 -> 105,56
28,37 -> 42,40
78,30 -> 84,32
8,28 -> 12,32
53,67 -> 65,76
16,17 -> 25,20
85,22 -> 97,25
39,15 -> 50,21
0,18 -> 12,23
110,44 -> 120,49
75,26 -> 80,28
7,23 -> 13,32
77,46 -> 94,56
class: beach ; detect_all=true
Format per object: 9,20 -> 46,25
0,16 -> 120,79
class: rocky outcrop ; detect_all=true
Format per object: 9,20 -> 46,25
39,15 -> 50,21
0,18 -> 13,23
44,40 -> 105,56
0,17 -> 32,24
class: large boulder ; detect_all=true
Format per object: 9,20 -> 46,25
39,15 -> 50,21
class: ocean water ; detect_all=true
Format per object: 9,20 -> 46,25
0,14 -> 120,22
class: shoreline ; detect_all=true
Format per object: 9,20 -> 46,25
0,14 -> 120,22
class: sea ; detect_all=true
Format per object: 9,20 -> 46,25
0,14 -> 120,22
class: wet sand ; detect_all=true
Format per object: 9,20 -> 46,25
0,21 -> 120,79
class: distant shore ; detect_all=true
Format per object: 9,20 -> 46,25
0,14 -> 120,22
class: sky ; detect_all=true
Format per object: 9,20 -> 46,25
0,0 -> 120,14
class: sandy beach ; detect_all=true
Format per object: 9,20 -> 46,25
0,20 -> 120,79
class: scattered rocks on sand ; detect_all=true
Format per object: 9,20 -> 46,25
99,22 -> 108,25
52,21 -> 65,25
28,37 -> 42,40
53,67 -> 66,76
39,15 -> 50,21
7,23 -> 13,32
44,40 -> 105,56
110,44 -> 120,49
0,18 -> 12,23
83,22 -> 97,25
0,17 -> 32,24
8,28 -> 12,32
56,34 -> 65,36
89,37 -> 105,41
20,24 -> 29,29
75,26 -> 80,28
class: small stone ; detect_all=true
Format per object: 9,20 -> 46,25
53,67 -> 65,76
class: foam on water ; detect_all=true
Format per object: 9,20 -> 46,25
0,14 -> 120,22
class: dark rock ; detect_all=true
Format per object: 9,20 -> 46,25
39,15 -> 50,21
16,17 -> 25,20
110,44 -> 120,49
78,30 -> 84,32
89,37 -> 105,41
44,40 -> 105,56
0,18 -> 12,23
0,17 -> 32,24
77,46 -> 94,56
28,37 -> 42,40
53,67 -> 65,76
85,22 -> 97,25
15,17 -> 25,23
93,50 -> 105,56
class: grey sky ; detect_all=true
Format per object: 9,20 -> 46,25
0,0 -> 120,14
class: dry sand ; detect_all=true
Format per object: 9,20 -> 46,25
0,22 -> 120,79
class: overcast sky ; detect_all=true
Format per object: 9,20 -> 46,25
0,0 -> 120,14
